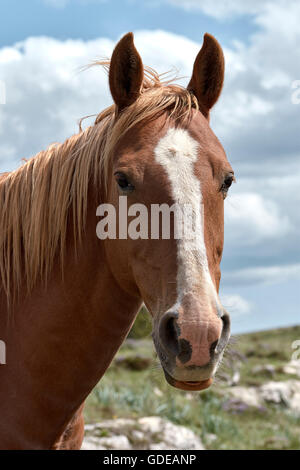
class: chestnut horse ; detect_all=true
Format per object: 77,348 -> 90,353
0,32 -> 234,449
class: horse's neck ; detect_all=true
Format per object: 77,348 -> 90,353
0,203 -> 141,449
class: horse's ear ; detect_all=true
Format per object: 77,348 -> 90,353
187,33 -> 224,119
109,32 -> 144,113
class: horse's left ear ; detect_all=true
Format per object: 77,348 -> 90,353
109,32 -> 144,113
187,33 -> 225,119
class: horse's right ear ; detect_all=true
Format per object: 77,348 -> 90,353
109,32 -> 144,113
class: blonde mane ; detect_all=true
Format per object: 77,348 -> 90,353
0,62 -> 199,303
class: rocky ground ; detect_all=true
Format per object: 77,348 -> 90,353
83,326 -> 300,450
223,361 -> 300,413
82,416 -> 204,450
83,361 -> 300,450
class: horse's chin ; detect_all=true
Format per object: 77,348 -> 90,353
163,369 -> 213,391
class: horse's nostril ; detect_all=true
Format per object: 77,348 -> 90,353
159,311 -> 179,356
215,311 -> 231,354
222,311 -> 231,330
210,340 -> 219,357
159,310 -> 231,364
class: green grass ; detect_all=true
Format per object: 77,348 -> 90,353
232,325 -> 300,386
84,324 -> 300,450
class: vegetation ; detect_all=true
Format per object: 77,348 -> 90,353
84,313 -> 300,450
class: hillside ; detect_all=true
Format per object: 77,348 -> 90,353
84,324 -> 300,450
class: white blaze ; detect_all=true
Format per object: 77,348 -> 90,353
154,127 -> 219,308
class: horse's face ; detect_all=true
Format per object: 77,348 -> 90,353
106,33 -> 233,391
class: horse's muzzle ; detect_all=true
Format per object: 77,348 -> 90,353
156,310 -> 231,388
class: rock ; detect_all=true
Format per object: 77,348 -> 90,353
82,435 -> 131,450
82,416 -> 205,450
226,380 -> 300,414
259,380 -> 300,412
138,416 -> 204,450
138,416 -> 162,434
260,382 -> 289,405
252,364 -> 275,377
282,360 -> 300,377
131,430 -> 145,443
222,398 -> 256,414
149,442 -> 172,450
204,433 -> 217,445
227,386 -> 263,408
81,437 -> 106,450
86,418 -> 135,433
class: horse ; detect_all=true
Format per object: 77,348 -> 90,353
0,32 -> 234,449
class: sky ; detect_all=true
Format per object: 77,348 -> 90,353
0,0 -> 299,334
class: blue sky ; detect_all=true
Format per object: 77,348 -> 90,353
0,0 -> 256,48
0,0 -> 299,334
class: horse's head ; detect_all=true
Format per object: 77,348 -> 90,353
103,33 -> 233,391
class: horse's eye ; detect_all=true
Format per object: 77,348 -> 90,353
221,174 -> 235,199
115,172 -> 135,192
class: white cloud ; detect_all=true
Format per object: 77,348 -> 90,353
0,30 -> 206,173
0,36 -> 115,170
220,294 -> 252,317
133,30 -> 200,78
224,263 -> 300,286
225,192 -> 291,245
